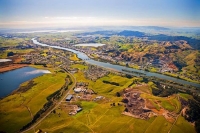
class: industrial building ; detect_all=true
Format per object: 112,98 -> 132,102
66,94 -> 73,101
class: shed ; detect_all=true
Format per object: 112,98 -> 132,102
74,87 -> 82,93
77,107 -> 82,112
66,94 -> 73,101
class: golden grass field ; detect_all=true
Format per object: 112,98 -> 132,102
24,64 -> 195,133
0,67 -> 66,133
0,64 -> 196,133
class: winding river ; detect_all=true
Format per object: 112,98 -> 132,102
32,38 -> 200,88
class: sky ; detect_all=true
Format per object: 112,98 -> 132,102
0,0 -> 200,29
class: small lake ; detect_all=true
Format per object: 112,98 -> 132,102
74,43 -> 105,47
0,67 -> 51,98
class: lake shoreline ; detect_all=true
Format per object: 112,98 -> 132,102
0,66 -> 50,98
0,64 -> 28,73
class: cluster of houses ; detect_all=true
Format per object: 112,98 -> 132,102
160,62 -> 178,73
37,35 -> 98,46
68,105 -> 82,115
37,36 -> 180,75
84,65 -> 109,81
21,50 -> 72,68
65,82 -> 104,115
73,82 -> 98,101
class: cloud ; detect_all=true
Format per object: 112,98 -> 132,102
0,16 -> 200,28
25,70 -> 51,75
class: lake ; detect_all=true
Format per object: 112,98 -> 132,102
74,43 -> 105,47
0,67 -> 51,98
32,38 -> 200,88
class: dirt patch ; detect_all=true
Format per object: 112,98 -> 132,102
0,64 -> 28,73
122,88 -> 153,119
146,99 -> 156,109
151,108 -> 165,115
163,111 -> 176,123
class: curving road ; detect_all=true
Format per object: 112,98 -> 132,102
21,69 -> 76,133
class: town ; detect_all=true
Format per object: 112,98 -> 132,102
0,31 -> 200,133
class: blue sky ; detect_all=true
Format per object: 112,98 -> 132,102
0,0 -> 200,28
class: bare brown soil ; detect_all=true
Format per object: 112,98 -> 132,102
146,99 -> 156,109
0,64 -> 28,73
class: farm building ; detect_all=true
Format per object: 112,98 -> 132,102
69,105 -> 82,115
66,94 -> 73,101
74,87 -> 82,93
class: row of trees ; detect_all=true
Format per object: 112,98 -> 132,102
20,73 -> 71,131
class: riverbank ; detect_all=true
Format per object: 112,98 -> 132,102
89,55 -> 200,84
32,38 -> 200,88
0,64 -> 28,73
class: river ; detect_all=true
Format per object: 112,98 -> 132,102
32,38 -> 200,88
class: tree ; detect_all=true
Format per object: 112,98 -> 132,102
195,120 -> 200,133
116,92 -> 121,97
52,110 -> 56,114
124,108 -> 128,112
122,98 -> 129,103
7,51 -> 14,57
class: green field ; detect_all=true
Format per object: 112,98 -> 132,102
29,101 -> 195,133
141,93 -> 182,113
72,71 -> 134,97
71,64 -> 88,70
171,116 -> 196,133
0,64 -> 195,133
0,49 -> 35,58
179,93 -> 193,100
161,101 -> 175,112
0,68 -> 66,133
24,64 -> 195,133
69,54 -> 80,61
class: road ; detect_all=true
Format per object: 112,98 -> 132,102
21,69 -> 76,133
167,94 -> 181,133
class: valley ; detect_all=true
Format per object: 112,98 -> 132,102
0,29 -> 200,133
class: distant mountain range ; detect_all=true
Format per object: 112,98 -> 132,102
117,30 -> 145,37
77,30 -> 200,50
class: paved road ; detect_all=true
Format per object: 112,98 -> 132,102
21,69 -> 76,133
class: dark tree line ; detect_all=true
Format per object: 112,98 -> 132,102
103,80 -> 119,86
151,82 -> 183,97
185,99 -> 200,133
7,51 -> 14,56
20,74 -> 70,131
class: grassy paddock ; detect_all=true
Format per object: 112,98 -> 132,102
71,64 -> 88,70
179,93 -> 192,100
29,69 -> 195,133
0,68 -> 66,133
171,116 -> 196,133
0,62 -> 195,133
69,54 -> 79,61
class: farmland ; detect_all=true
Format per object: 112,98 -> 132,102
0,57 -> 197,133
0,68 -> 66,133
22,64 -> 195,133
0,30 -> 199,133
